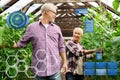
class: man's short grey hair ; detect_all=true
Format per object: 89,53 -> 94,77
41,3 -> 57,13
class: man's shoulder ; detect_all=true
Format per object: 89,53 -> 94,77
52,23 -> 60,29
29,21 -> 39,26
27,21 -> 39,29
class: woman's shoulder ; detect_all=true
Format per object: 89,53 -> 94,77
66,40 -> 74,45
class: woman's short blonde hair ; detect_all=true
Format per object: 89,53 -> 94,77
73,27 -> 83,36
41,3 -> 57,13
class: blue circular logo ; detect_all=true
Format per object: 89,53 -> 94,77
7,11 -> 29,29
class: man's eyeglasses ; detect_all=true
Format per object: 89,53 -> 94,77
49,10 -> 57,15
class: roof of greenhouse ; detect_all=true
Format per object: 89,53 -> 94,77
0,0 -> 120,37
0,0 -> 120,18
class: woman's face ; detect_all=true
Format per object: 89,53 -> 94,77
73,29 -> 83,42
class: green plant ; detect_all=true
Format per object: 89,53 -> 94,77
113,0 -> 120,11
0,13 -> 35,79
80,6 -> 120,79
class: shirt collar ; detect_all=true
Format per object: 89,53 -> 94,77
39,20 -> 54,27
72,39 -> 79,44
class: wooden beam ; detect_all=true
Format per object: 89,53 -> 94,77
79,0 -> 96,2
96,0 -> 120,16
58,5 -> 87,9
56,18 -> 81,21
57,24 -> 81,27
57,22 -> 81,24
56,16 -> 81,19
22,1 -> 33,13
61,29 -> 73,37
57,23 -> 82,28
34,0 -> 97,3
34,13 -> 42,20
57,10 -> 74,14
0,0 -> 18,13
62,28 -> 76,30
56,18 -> 80,21
31,6 -> 41,14
82,2 -> 92,8
59,25 -> 76,29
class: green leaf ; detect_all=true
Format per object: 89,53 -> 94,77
0,27 -> 4,36
0,7 -> 3,11
0,37 -> 2,46
113,0 -> 119,11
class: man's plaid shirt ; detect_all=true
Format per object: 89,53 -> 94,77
66,40 -> 85,74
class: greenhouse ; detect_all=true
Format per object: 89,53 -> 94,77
0,0 -> 120,80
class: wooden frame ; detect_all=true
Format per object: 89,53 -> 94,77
34,0 -> 96,3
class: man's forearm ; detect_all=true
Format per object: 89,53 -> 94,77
60,52 -> 68,74
60,52 -> 67,63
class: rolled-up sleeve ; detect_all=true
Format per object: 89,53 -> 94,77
17,25 -> 32,48
58,30 -> 65,53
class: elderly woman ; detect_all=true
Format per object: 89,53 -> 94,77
65,27 -> 95,80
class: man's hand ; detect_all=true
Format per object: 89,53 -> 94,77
61,62 -> 68,74
12,41 -> 17,48
60,52 -> 68,74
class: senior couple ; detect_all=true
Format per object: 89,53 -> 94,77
13,3 -> 95,80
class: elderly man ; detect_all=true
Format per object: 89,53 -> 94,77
65,27 -> 95,80
13,3 -> 67,80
